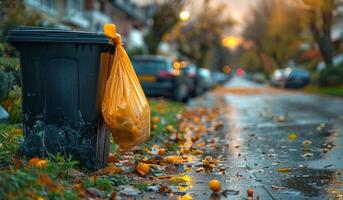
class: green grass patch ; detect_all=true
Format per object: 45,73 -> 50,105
140,98 -> 185,149
0,98 -> 186,199
304,86 -> 343,97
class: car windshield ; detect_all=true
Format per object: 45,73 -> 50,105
199,69 -> 210,77
184,65 -> 196,73
290,69 -> 309,76
132,60 -> 167,74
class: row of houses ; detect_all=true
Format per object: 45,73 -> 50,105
23,0 -> 158,49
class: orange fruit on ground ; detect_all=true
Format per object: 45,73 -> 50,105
247,188 -> 254,197
208,179 -> 221,192
136,162 -> 150,177
151,124 -> 158,130
28,157 -> 41,166
152,116 -> 160,123
158,148 -> 167,155
35,160 -> 48,168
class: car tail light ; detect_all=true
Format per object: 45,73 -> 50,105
158,70 -> 175,78
188,72 -> 196,77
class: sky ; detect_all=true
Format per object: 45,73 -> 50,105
216,0 -> 261,35
134,0 -> 259,35
184,0 -> 260,35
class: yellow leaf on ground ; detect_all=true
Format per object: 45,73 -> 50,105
169,175 -> 191,184
164,156 -> 182,164
166,125 -> 175,132
288,133 -> 297,141
97,163 -> 122,175
302,140 -> 312,146
178,194 -> 193,200
276,167 -> 291,173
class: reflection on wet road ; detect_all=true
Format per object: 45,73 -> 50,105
188,76 -> 343,199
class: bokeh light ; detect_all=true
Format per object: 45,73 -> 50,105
179,11 -> 190,21
222,36 -> 243,49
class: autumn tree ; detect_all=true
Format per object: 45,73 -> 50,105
243,0 -> 304,69
0,0 -> 42,41
299,0 -> 342,68
172,2 -> 235,67
143,0 -> 185,54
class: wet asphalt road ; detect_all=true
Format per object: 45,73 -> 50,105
186,76 -> 343,200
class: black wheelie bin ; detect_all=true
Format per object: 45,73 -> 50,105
8,27 -> 115,170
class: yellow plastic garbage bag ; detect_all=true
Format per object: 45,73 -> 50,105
102,24 -> 150,149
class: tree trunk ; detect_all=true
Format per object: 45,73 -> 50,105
315,32 -> 334,68
310,6 -> 334,68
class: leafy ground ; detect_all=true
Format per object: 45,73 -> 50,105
0,99 -> 225,199
304,86 -> 343,97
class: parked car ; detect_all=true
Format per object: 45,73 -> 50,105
131,55 -> 189,101
182,63 -> 199,96
252,72 -> 266,83
271,67 -> 310,88
198,68 -> 214,91
211,71 -> 229,84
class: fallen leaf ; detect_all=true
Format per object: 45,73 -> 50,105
196,167 -> 205,173
67,169 -> 85,178
159,185 -> 173,193
277,115 -> 285,122
302,140 -> 312,146
169,175 -> 191,184
164,156 -> 182,164
12,157 -> 23,169
108,153 -> 117,163
271,185 -> 286,190
96,163 -> 122,175
247,188 -> 254,197
166,125 -> 175,133
36,173 -> 53,186
178,193 -> 193,200
28,157 -> 47,169
222,189 -> 239,196
288,133 -> 297,141
276,167 -> 291,173
87,187 -> 103,197
301,152 -> 314,157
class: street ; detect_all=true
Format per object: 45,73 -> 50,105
178,77 -> 343,200
1,0 -> 343,199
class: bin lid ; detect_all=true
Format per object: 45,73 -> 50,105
7,26 -> 113,44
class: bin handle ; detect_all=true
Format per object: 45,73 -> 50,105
103,24 -> 122,46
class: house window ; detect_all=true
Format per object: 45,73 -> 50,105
63,0 -> 83,15
69,0 -> 82,13
26,0 -> 56,14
